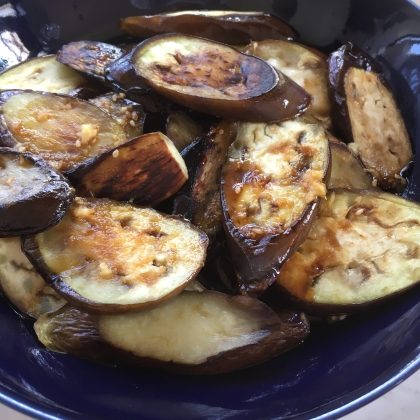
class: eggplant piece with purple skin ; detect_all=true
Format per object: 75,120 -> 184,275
0,149 -> 74,237
23,198 -> 208,314
71,132 -> 188,207
327,43 -> 413,191
119,10 -> 296,44
221,117 -> 330,297
56,40 -> 124,85
34,291 -> 309,374
131,34 -> 312,122
275,189 -> 420,316
0,90 -> 130,174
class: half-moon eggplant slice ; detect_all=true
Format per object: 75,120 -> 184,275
34,291 -> 309,374
276,189 -> 420,315
71,132 -> 188,206
119,11 -> 296,44
244,39 -> 331,127
0,149 -> 74,237
328,43 -> 413,190
0,55 -> 89,96
56,41 -> 124,84
0,237 -> 66,319
0,90 -> 129,174
131,34 -> 312,122
23,198 -> 208,314
165,111 -> 203,151
221,117 -> 330,297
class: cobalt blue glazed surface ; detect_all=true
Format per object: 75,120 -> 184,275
0,0 -> 420,419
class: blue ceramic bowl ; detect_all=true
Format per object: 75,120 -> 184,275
1,0 -> 420,419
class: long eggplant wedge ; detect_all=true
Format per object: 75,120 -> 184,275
245,39 -> 331,127
0,149 -> 74,237
23,198 -> 208,314
0,237 -> 65,319
0,90 -> 130,174
119,11 -> 296,44
328,43 -> 413,190
131,34 -> 312,122
34,291 -> 309,374
275,189 -> 420,316
221,116 -> 330,297
71,132 -> 188,206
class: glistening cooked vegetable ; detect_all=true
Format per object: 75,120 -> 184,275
0,10 -> 415,375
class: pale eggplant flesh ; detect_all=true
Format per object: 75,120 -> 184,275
71,132 -> 188,207
23,198 -> 208,314
0,149 -> 74,237
34,291 -> 309,374
221,116 -> 330,296
0,237 -> 65,319
0,90 -> 129,174
328,43 -> 413,191
276,189 -> 420,315
131,34 -> 312,122
119,11 -> 296,44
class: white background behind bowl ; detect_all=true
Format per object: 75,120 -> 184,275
1,0 -> 420,418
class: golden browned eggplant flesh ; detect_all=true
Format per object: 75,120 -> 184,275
0,10 -> 415,375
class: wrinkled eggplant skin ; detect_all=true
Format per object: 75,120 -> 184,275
35,296 -> 309,374
70,133 -> 186,207
327,43 -> 390,144
119,12 -> 296,44
56,40 -> 124,85
0,150 -> 74,237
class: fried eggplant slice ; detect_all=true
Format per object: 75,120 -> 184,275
71,132 -> 188,206
328,137 -> 378,190
221,117 -> 330,296
276,190 -> 420,315
165,111 -> 203,151
0,149 -> 74,237
0,90 -> 129,174
131,34 -> 311,122
23,198 -> 208,313
56,41 -> 124,84
0,237 -> 65,319
328,43 -> 413,190
0,54 -> 90,96
89,93 -> 145,140
245,40 -> 331,127
34,291 -> 309,374
119,11 -> 296,44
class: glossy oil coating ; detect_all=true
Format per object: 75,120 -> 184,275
0,0 -> 419,419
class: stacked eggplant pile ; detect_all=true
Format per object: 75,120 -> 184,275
0,10 -> 416,374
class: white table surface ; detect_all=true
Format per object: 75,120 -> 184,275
2,0 -> 420,418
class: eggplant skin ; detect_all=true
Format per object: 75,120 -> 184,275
119,11 -> 296,44
275,189 -> 420,316
131,34 -> 312,122
34,292 -> 309,374
0,149 -> 74,237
